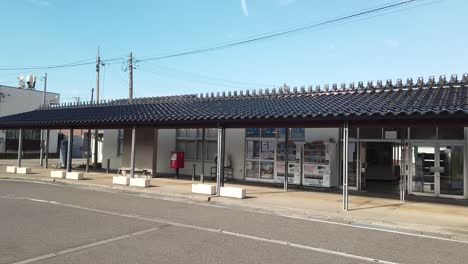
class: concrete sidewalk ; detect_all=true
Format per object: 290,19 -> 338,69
2,161 -> 468,242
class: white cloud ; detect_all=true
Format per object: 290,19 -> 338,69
241,0 -> 249,16
29,0 -> 50,6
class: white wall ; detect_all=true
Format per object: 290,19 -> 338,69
155,128 -> 245,180
122,128 -> 158,174
156,129 -> 176,175
101,129 -> 122,169
0,85 -> 60,153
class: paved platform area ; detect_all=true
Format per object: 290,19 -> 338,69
1,180 -> 468,264
1,159 -> 468,242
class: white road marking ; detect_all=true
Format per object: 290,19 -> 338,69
1,195 -> 399,264
11,227 -> 160,264
2,178 -> 468,245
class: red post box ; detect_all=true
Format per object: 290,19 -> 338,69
170,151 -> 184,169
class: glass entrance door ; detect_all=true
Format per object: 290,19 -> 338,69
411,145 -> 436,195
439,145 -> 464,197
411,144 -> 465,197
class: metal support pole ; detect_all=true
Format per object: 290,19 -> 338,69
220,128 -> 226,187
200,128 -> 205,183
67,128 -> 73,172
39,132 -> 44,166
86,129 -> 91,172
216,127 -> 225,195
93,129 -> 99,169
106,159 -> 110,174
284,128 -> 289,191
17,129 -> 23,168
39,73 -> 47,166
342,121 -> 349,211
130,126 -> 136,178
45,129 -> 49,168
400,128 -> 408,203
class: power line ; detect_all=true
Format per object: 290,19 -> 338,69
138,63 -> 276,87
0,56 -> 125,71
137,67 -> 277,90
136,0 -> 424,62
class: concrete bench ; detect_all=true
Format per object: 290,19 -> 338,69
220,186 -> 246,199
66,172 -> 84,180
113,176 -> 130,185
6,166 -> 16,173
129,178 -> 151,188
51,171 -> 66,179
117,167 -> 153,178
16,167 -> 32,174
192,184 -> 216,195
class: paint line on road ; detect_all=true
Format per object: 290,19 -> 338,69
11,227 -> 160,264
3,178 -> 467,245
1,195 -> 399,264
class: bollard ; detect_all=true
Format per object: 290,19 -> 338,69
106,159 -> 110,173
192,163 -> 196,181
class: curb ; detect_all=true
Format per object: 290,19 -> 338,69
2,175 -> 468,243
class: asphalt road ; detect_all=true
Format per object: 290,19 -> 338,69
0,180 -> 467,264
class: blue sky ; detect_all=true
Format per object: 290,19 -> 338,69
0,0 -> 467,102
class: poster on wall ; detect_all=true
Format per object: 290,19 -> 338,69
260,162 -> 274,179
261,141 -> 275,160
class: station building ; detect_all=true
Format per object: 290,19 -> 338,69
1,74 -> 467,204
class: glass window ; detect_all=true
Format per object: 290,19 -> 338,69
245,161 -> 260,179
277,128 -> 305,139
348,127 -> 358,139
246,128 -> 260,137
176,129 -> 186,137
440,146 -> 464,196
206,129 -> 217,139
207,141 -> 217,161
117,129 -> 124,156
438,128 -> 464,140
185,141 -> 196,160
411,128 -> 436,140
260,140 -> 275,160
359,128 -> 382,139
176,129 -> 217,161
261,128 -> 276,138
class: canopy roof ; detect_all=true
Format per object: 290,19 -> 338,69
0,75 -> 467,129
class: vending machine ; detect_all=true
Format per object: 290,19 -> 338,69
302,141 -> 338,187
275,141 -> 302,185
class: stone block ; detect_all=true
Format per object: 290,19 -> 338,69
220,186 -> 246,199
129,178 -> 151,188
51,171 -> 66,179
192,184 -> 216,195
113,176 -> 130,185
16,167 -> 32,174
66,172 -> 84,180
6,166 -> 16,173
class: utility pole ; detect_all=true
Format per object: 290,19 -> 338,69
129,51 -> 133,101
86,88 -> 94,173
39,73 -> 47,166
93,48 -> 100,169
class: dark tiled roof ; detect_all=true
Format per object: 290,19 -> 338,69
0,76 -> 467,129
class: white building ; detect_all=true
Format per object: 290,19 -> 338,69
0,85 -> 60,154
